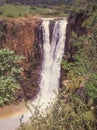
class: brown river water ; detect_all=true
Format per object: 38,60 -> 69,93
0,103 -> 31,130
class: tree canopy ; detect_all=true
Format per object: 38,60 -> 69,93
0,0 -> 74,6
0,48 -> 24,106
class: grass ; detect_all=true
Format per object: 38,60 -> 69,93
0,4 -> 67,18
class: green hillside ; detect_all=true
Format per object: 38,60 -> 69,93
0,4 -> 69,18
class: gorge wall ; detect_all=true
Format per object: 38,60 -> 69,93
65,11 -> 87,58
0,17 -> 42,101
61,12 -> 87,82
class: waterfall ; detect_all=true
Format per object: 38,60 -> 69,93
32,18 -> 67,111
0,18 -> 67,130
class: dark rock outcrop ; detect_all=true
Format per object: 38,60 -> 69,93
61,12 -> 87,82
65,11 -> 87,56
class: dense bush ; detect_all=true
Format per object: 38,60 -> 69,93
5,0 -> 74,6
19,84 -> 97,130
6,14 -> 14,17
0,48 -> 24,106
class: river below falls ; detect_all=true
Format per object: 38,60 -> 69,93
0,102 -> 31,130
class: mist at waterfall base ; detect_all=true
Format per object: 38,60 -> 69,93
0,18 -> 67,130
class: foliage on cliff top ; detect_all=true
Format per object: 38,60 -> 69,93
71,0 -> 97,13
0,0 -> 74,6
0,4 -> 68,18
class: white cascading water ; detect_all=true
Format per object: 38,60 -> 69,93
31,19 -> 67,111
0,18 -> 67,130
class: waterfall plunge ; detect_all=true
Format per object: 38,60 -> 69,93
31,19 -> 67,111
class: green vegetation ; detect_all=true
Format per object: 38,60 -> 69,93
19,86 -> 96,130
0,48 -> 24,106
19,0 -> 97,130
0,0 -> 74,6
0,0 -> 74,18
0,4 -> 68,18
0,0 -> 97,130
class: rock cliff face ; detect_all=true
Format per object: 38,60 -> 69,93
0,17 -> 42,101
65,12 -> 87,57
61,12 -> 87,83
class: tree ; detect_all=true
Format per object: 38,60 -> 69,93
0,48 -> 24,106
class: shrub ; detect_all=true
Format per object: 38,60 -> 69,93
0,48 -> 24,106
30,6 -> 36,10
19,85 -> 97,130
6,14 -> 14,18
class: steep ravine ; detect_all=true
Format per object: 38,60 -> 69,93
0,14 -> 86,102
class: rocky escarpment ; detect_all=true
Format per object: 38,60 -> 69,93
0,17 -> 42,101
61,12 -> 87,83
65,11 -> 87,58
